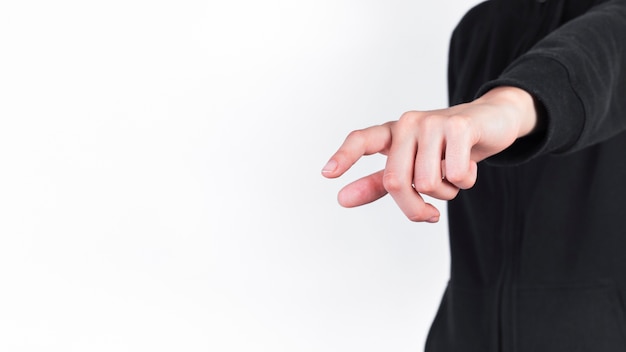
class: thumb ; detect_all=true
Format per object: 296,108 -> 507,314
337,169 -> 387,207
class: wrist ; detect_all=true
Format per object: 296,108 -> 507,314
477,86 -> 539,138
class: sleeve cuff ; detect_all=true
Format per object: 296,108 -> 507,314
475,55 -> 585,166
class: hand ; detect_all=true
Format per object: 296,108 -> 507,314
321,87 -> 538,222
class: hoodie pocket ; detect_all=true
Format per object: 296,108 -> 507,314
516,282 -> 626,352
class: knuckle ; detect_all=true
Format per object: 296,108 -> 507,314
397,111 -> 421,128
440,188 -> 461,201
444,171 -> 466,185
448,172 -> 476,189
382,173 -> 403,193
413,178 -> 436,194
346,129 -> 366,144
399,110 -> 418,121
417,114 -> 441,130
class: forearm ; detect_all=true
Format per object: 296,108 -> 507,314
478,0 -> 626,158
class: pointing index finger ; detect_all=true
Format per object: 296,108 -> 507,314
321,124 -> 392,178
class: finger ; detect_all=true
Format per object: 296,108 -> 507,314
321,125 -> 391,179
444,116 -> 478,189
413,128 -> 460,200
383,123 -> 440,222
337,169 -> 387,207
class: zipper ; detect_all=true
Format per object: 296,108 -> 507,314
498,166 -> 522,352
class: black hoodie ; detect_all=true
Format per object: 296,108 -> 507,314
425,1 -> 626,351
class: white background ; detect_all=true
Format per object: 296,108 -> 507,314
0,0 -> 481,351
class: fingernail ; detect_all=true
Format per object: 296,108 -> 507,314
322,159 -> 337,174
427,216 -> 440,223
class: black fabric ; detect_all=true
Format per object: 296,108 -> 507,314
425,1 -> 626,351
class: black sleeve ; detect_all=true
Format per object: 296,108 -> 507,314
476,0 -> 626,165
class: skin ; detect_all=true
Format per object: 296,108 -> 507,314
321,86 -> 538,223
